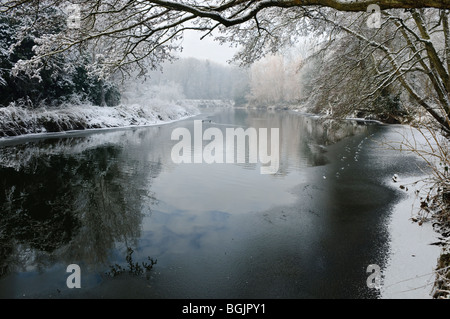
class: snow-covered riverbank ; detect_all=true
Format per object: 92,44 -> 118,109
0,100 -> 226,138
378,125 -> 448,299
381,175 -> 441,299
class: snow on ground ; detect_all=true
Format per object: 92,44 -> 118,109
381,175 -> 441,299
380,125 -> 447,299
0,99 -> 208,138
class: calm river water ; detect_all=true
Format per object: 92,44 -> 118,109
0,108 -> 430,298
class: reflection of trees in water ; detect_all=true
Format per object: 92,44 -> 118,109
106,247 -> 157,279
210,109 -> 370,176
0,111 -> 371,279
0,135 -> 161,278
230,109 -> 370,175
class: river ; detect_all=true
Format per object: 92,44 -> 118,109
0,107 -> 440,299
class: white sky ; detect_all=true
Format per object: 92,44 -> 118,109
178,30 -> 239,65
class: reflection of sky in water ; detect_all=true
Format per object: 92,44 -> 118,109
141,159 -> 309,278
149,162 -> 303,216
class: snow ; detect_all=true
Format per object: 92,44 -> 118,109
380,125 -> 447,299
381,175 -> 441,299
0,99 -> 205,138
0,127 -> 167,171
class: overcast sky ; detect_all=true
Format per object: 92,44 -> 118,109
178,31 -> 238,65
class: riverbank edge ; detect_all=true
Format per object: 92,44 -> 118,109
245,104 -> 450,298
288,104 -> 450,298
429,207 -> 450,298
0,100 -> 235,140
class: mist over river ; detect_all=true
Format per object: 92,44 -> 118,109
0,107 -> 439,299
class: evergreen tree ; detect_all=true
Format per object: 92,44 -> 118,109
0,9 -> 120,107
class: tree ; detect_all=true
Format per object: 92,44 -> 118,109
3,1 -> 450,73
300,16 -> 409,122
0,8 -> 75,107
142,57 -> 248,102
296,8 -> 450,131
0,5 -> 121,107
247,54 -> 302,107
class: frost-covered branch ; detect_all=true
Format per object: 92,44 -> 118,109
299,6 -> 450,132
411,9 -> 450,91
2,0 -> 450,75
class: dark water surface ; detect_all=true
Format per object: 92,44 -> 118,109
0,108 -> 427,299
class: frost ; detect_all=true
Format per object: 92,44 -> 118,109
0,99 -> 204,138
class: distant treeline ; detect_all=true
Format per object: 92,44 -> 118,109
146,55 -> 305,108
147,58 -> 250,105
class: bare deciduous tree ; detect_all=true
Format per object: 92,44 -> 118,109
299,8 -> 450,133
247,54 -> 302,107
